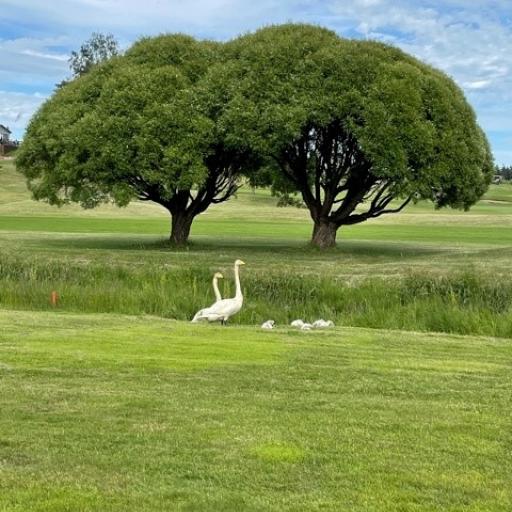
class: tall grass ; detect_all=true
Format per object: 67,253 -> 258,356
1,252 -> 511,338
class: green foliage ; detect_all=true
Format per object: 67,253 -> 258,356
218,24 -> 494,246
16,24 -> 494,247
16,34 -> 253,244
18,41 -> 212,208
275,193 -> 305,208
124,33 -> 220,81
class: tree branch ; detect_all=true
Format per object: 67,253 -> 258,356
342,195 -> 413,225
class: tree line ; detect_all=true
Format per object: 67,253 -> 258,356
16,26 -> 494,249
495,165 -> 512,181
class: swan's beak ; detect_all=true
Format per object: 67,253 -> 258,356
239,260 -> 246,265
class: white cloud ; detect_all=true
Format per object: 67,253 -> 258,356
22,49 -> 68,62
0,36 -> 69,138
0,37 -> 69,87
0,91 -> 46,140
0,0 -> 301,38
464,80 -> 492,90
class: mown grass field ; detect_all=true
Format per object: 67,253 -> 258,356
1,158 -> 512,510
2,158 -> 512,279
1,158 -> 512,336
1,310 -> 511,511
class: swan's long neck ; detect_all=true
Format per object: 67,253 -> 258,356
212,276 -> 222,302
234,264 -> 243,299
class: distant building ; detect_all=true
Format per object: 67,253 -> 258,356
0,124 -> 11,143
0,124 -> 18,156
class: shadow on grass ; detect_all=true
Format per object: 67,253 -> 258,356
39,234 -> 449,260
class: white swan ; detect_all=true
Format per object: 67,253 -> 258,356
191,272 -> 224,323
192,259 -> 245,324
212,272 -> 224,302
291,319 -> 334,329
313,319 -> 334,329
261,320 -> 275,330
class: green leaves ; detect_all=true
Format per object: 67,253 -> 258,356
17,36 -> 219,210
215,25 -> 493,243
16,24 -> 494,247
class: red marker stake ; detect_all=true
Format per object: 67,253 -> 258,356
50,291 -> 59,307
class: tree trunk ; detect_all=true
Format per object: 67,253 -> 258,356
311,221 -> 338,249
169,212 -> 194,246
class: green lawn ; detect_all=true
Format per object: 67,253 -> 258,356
2,158 -> 512,279
2,158 -> 512,339
2,215 -> 512,247
1,309 -> 511,511
1,160 -> 512,509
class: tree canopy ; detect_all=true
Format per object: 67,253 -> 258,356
17,24 -> 494,248
17,34 -> 255,244
218,24 -> 494,247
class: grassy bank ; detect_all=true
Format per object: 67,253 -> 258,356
1,253 -> 511,338
2,157 -> 512,337
1,310 -> 511,511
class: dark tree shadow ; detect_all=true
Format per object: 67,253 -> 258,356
41,234 -> 448,260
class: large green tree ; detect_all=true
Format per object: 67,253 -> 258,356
18,25 -> 494,248
219,24 -> 494,248
17,35 -> 254,245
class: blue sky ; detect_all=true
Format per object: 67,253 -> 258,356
1,0 -> 511,164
